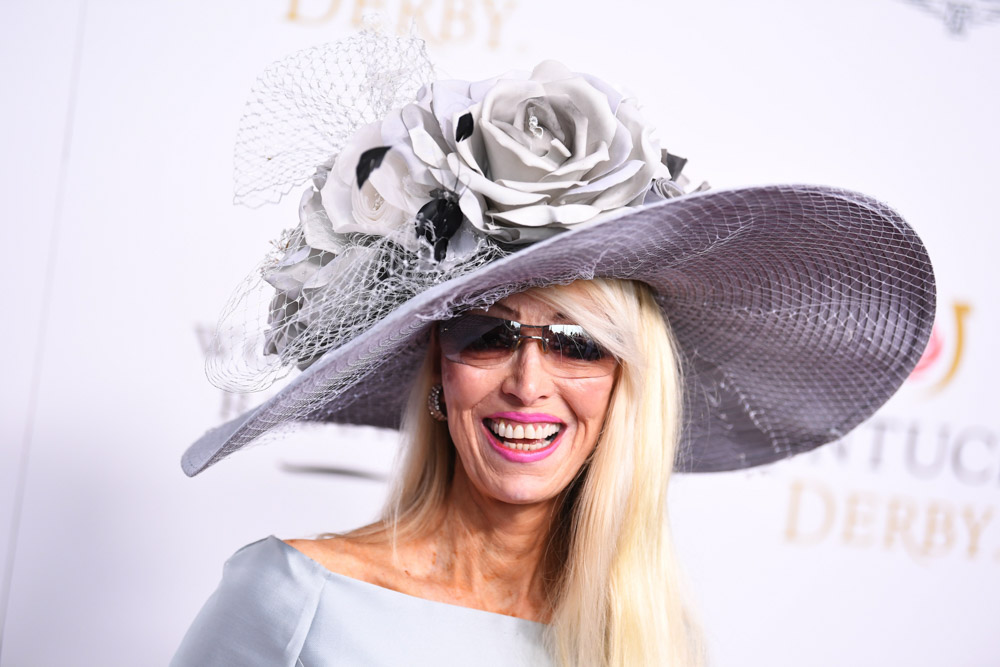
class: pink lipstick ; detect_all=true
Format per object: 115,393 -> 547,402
482,414 -> 565,463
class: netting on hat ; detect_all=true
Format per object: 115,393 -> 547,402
233,29 -> 434,208
206,212 -> 509,392
210,28 -> 481,392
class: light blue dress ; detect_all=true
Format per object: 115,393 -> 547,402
172,536 -> 553,666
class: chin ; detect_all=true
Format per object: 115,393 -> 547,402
485,480 -> 563,506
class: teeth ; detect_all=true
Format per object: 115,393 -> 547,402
488,419 -> 561,452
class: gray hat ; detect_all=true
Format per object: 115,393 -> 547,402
183,35 -> 934,476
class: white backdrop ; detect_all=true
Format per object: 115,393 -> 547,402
2,0 -> 998,665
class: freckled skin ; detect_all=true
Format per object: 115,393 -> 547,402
441,291 -> 616,506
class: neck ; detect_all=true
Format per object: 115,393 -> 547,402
421,466 -> 564,620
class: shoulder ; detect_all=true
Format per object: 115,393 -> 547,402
284,529 -> 443,599
171,537 -> 329,667
284,532 -> 400,588
227,535 -> 330,592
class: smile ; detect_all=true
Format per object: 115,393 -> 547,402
487,418 -> 561,450
482,417 -> 564,461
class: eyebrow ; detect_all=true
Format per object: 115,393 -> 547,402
487,302 -> 518,317
485,303 -> 571,323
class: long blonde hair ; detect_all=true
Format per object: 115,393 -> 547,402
380,279 -> 702,666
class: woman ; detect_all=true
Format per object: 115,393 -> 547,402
174,31 -> 935,666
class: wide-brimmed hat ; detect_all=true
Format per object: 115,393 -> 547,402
183,32 -> 935,476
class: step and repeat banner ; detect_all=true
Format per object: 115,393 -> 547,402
2,1 -> 997,665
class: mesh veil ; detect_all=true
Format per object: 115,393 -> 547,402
210,29 -> 481,394
232,29 -> 434,208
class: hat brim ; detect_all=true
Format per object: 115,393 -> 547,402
183,184 -> 935,476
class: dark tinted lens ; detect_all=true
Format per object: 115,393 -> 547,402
439,315 -> 516,364
547,326 -> 609,362
465,322 -> 518,355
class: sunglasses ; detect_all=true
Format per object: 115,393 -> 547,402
438,314 -> 617,379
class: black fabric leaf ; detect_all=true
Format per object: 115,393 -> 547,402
433,238 -> 449,262
356,146 -> 391,187
415,189 -> 465,262
662,150 -> 687,180
455,113 -> 474,142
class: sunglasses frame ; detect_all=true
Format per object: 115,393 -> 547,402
437,314 -> 618,378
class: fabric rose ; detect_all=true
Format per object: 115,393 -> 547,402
314,60 -> 670,253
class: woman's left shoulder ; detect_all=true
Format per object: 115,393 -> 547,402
232,535 -> 331,587
171,536 -> 329,666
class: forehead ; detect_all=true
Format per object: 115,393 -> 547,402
485,291 -> 569,323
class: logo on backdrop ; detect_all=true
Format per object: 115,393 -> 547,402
902,0 -> 1000,35
784,477 -> 995,562
806,418 -> 998,488
906,299 -> 971,394
286,0 -> 518,49
784,416 -> 999,565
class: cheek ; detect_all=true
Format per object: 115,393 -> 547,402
573,376 -> 616,426
440,361 -> 493,433
440,362 -> 473,410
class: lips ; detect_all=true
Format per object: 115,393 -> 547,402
486,418 -> 561,450
482,415 -> 565,461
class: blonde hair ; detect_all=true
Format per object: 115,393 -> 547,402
381,279 -> 702,666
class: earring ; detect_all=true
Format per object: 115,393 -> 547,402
427,384 -> 448,422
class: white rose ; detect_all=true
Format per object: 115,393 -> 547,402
458,61 -> 667,238
315,61 -> 668,252
313,122 -> 426,253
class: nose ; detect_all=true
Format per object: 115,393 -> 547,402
500,338 -> 554,405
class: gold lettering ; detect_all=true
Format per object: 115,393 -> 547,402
883,496 -> 921,559
481,0 -> 515,50
785,479 -> 835,545
439,0 -> 475,42
287,0 -> 341,23
919,501 -> 956,557
962,506 -> 993,558
842,492 -> 877,547
352,0 -> 387,27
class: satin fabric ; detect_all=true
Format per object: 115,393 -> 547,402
172,536 -> 552,666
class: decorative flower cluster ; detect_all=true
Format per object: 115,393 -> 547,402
260,61 -> 699,363
300,61 -> 695,260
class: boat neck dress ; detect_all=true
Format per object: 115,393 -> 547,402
171,536 -> 553,666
